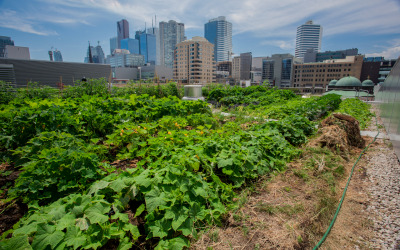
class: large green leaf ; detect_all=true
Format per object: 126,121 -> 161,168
109,178 -> 128,193
56,213 -> 76,231
64,226 -> 87,249
147,218 -> 172,239
87,180 -> 109,195
31,224 -> 65,250
84,202 -> 109,224
0,235 -> 32,250
165,207 -> 188,231
145,188 -> 166,213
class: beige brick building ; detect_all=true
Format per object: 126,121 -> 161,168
292,55 -> 364,93
173,36 -> 215,84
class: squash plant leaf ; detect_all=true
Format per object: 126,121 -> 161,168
134,203 -> 146,217
1,235 -> 32,250
64,226 -> 87,249
31,224 -> 65,250
145,188 -> 166,213
84,202 -> 110,224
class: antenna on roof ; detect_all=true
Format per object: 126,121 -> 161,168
155,15 -> 157,27
145,22 -> 146,31
152,17 -> 153,29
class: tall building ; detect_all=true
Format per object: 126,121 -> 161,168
110,37 -> 118,54
159,20 -> 185,68
304,48 -> 358,63
121,38 -> 139,55
292,55 -> 364,93
173,36 -> 215,84
53,49 -> 63,62
261,54 -> 301,88
240,53 -> 252,80
0,36 -> 15,58
117,19 -> 129,49
84,43 -> 105,64
232,56 -> 241,82
232,53 -> 252,82
139,33 -> 156,65
295,21 -> 322,60
204,16 -> 232,62
147,26 -> 160,65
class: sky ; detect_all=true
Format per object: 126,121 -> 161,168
0,0 -> 399,63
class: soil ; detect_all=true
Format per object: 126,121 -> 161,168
0,163 -> 27,236
192,109 -> 399,249
110,158 -> 139,172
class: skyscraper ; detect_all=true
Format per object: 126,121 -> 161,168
53,49 -> 63,62
121,38 -> 140,55
85,42 -> 105,64
139,33 -> 156,65
204,16 -> 232,62
0,36 -> 15,58
110,37 -> 118,54
147,26 -> 160,65
295,20 -> 322,59
159,20 -> 185,68
117,19 -> 129,49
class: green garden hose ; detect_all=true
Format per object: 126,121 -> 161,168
313,115 -> 380,249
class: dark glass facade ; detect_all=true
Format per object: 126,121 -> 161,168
0,36 -> 15,58
281,58 -> 292,80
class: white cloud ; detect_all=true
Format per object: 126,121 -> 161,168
367,39 -> 400,60
4,0 -> 400,41
0,10 -> 57,35
261,40 -> 295,50
38,0 -> 400,39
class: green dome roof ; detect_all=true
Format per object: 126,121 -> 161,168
362,79 -> 374,86
328,80 -> 338,86
336,76 -> 362,87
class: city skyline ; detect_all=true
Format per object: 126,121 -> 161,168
0,0 -> 399,62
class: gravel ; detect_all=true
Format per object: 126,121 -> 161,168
366,105 -> 400,249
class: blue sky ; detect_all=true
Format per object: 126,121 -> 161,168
1,0 -> 399,62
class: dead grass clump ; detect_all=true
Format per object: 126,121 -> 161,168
321,113 -> 365,148
310,125 -> 349,153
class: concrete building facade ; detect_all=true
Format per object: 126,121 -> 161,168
173,36 -> 215,84
292,55 -> 364,93
295,21 -> 322,60
231,53 -> 253,83
0,58 -> 111,87
204,16 -> 232,63
4,45 -> 30,60
159,20 -> 185,68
